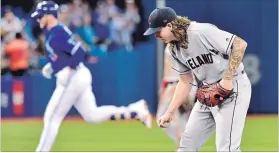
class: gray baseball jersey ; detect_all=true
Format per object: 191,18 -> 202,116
169,21 -> 252,151
170,21 -> 244,84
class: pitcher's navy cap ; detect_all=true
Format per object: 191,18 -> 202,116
143,7 -> 177,35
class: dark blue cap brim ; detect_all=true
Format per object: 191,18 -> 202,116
143,27 -> 161,35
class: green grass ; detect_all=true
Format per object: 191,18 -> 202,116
1,116 -> 278,152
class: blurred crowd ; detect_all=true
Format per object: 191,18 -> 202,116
1,0 -> 145,76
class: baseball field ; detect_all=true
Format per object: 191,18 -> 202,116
1,115 -> 278,152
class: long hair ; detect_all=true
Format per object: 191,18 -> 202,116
168,16 -> 191,51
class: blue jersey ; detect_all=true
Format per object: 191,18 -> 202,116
44,23 -> 86,74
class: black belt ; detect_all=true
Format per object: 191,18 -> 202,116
70,62 -> 83,70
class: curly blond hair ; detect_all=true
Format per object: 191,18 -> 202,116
168,16 -> 191,51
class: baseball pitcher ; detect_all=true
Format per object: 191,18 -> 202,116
144,7 -> 251,152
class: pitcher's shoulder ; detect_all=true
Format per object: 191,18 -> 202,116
188,21 -> 218,32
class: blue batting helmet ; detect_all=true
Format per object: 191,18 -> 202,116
31,1 -> 59,19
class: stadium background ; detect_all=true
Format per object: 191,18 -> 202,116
1,0 -> 278,151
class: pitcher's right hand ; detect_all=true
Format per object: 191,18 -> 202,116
157,112 -> 173,128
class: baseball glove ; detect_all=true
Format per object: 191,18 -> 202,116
196,82 -> 233,107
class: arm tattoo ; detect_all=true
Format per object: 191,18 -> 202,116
223,36 -> 247,80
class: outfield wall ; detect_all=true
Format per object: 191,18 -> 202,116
1,0 -> 278,117
1,44 -> 158,117
1,43 -> 278,117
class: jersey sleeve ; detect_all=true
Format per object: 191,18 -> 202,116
200,24 -> 236,56
170,51 -> 191,74
51,28 -> 86,69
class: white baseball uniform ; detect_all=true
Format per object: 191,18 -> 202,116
36,24 -> 151,152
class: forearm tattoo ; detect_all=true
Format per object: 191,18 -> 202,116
223,37 -> 247,80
